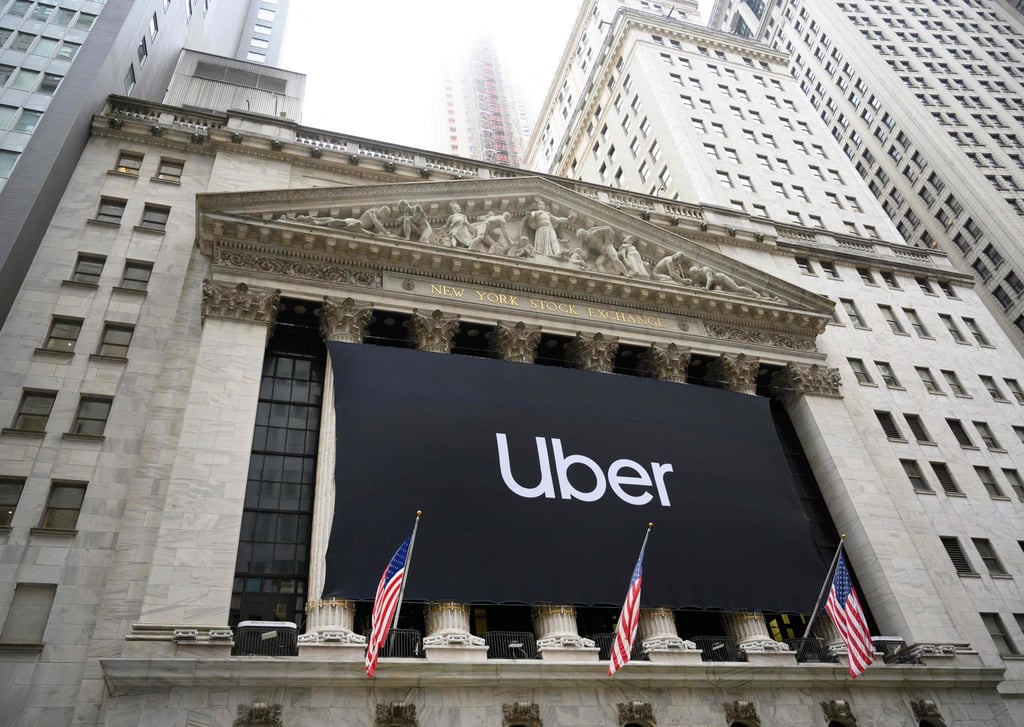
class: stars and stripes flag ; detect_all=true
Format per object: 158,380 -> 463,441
608,524 -> 652,677
365,514 -> 421,678
824,552 -> 875,678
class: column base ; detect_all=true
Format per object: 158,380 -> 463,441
297,629 -> 366,645
537,636 -> 599,662
297,641 -> 366,661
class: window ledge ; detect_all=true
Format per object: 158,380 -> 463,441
33,347 -> 73,358
945,492 -> 967,498
987,448 -> 1008,454
918,335 -> 936,341
29,527 -> 76,537
957,572 -> 982,578
62,433 -> 105,443
927,391 -> 948,396
61,280 -> 99,290
991,573 -> 1014,580
989,496 -> 1012,502
86,218 -> 122,229
959,445 -> 980,451
892,331 -> 911,337
0,643 -> 44,653
883,386 -> 906,391
914,488 -> 937,496
150,177 -> 181,185
953,394 -> 973,399
111,286 -> 147,296
1,428 -> 45,439
887,437 -> 908,443
853,325 -> 872,331
89,354 -> 128,364
107,170 -> 140,179
132,225 -> 166,235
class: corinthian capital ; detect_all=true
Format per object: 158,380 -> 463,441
708,353 -> 759,394
569,332 -> 619,373
644,342 -> 691,383
492,321 -> 542,363
320,297 -> 373,343
201,280 -> 279,325
410,309 -> 461,353
769,363 -> 843,403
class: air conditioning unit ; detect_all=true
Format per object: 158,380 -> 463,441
234,621 -> 298,656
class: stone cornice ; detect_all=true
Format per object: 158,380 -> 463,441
99,656 -> 1007,696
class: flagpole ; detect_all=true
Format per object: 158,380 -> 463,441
389,510 -> 422,634
801,535 -> 845,639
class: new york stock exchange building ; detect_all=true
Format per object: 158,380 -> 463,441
2,63 -> 1024,727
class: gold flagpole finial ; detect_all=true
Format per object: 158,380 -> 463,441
648,522 -> 654,529
417,510 -> 423,517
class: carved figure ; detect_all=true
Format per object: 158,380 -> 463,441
619,237 -> 651,278
505,237 -> 535,258
522,200 -> 575,257
470,211 -> 513,253
396,200 -> 432,243
567,248 -> 590,269
688,265 -> 761,297
576,225 -> 628,275
322,205 -> 393,236
651,252 -> 692,284
445,202 -> 477,248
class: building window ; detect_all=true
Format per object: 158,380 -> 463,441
974,422 -> 1001,450
795,256 -> 815,274
114,152 -> 143,176
0,583 -> 57,645
149,12 -> 159,40
973,540 -> 1009,576
975,466 -> 1006,499
875,361 -> 901,389
1005,379 -> 1024,405
124,65 -> 136,95
901,459 -> 932,493
961,317 -> 990,346
917,367 -> 942,394
878,305 -> 905,334
940,537 -> 977,576
931,462 -> 962,495
981,613 -> 1017,656
875,411 -> 903,440
858,267 -> 876,285
939,314 -> 967,343
848,358 -> 873,385
42,317 -> 83,353
940,370 -> 968,397
68,254 -> 105,286
841,298 -> 867,327
880,271 -> 901,289
156,158 -> 184,182
1003,469 -> 1024,501
980,375 -> 1007,402
41,481 -> 86,530
70,396 -> 112,437
947,419 -> 974,447
119,261 -> 152,292
902,308 -> 930,337
0,477 -> 25,527
137,36 -> 148,67
95,198 -> 126,225
139,204 -> 169,231
820,261 -> 840,279
11,390 -> 56,432
97,323 -> 134,359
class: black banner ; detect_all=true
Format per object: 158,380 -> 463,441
324,342 -> 826,611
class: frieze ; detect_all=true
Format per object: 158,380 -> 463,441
705,322 -> 817,352
215,249 -> 381,288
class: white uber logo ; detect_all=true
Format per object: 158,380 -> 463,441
495,433 -> 673,507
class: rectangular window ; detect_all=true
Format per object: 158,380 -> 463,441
137,36 -> 148,67
939,314 -> 967,343
878,305 -> 905,334
848,358 -> 873,385
876,411 -> 903,439
124,65 -> 136,95
43,316 -> 82,353
114,152 -> 143,176
917,367 -> 942,394
0,477 -> 25,527
974,540 -> 1009,576
119,261 -> 153,292
901,459 -> 932,493
858,267 -> 876,285
97,323 -> 134,359
1003,469 -> 1024,501
41,481 -> 86,530
962,317 -> 990,346
947,418 -> 974,447
70,396 -> 112,437
11,390 -> 56,432
819,261 -> 840,279
931,462 -> 962,495
95,198 -> 126,225
975,466 -> 1005,499
902,308 -> 930,337
904,414 -> 931,443
941,537 -> 977,576
941,370 -> 968,397
880,271 -> 900,289
139,204 -> 169,231
875,361 -> 901,388
37,73 -> 62,95
795,256 -> 814,274
980,375 -> 1007,402
981,613 -> 1017,655
149,12 -> 159,40
0,583 -> 57,645
974,421 -> 1001,450
1005,379 -> 1024,405
69,254 -> 105,286
841,298 -> 867,327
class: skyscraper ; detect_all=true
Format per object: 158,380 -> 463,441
708,0 -> 1024,352
0,0 -> 288,327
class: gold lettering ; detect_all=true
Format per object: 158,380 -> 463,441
430,284 -> 443,295
530,299 -> 540,310
509,295 -> 519,307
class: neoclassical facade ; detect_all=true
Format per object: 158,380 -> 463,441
0,95 -> 1021,725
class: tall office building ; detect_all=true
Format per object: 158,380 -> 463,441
708,0 -> 1024,353
441,38 -> 528,166
0,0 -> 289,328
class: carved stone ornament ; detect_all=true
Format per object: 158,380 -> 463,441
617,701 -> 656,725
569,332 -> 619,373
705,323 -> 817,353
821,700 -> 858,725
214,249 -> 382,288
708,353 -> 759,395
643,342 -> 691,383
723,701 -> 760,727
770,363 -> 843,403
410,309 -> 461,353
375,702 -> 418,727
910,699 -> 942,721
201,280 -> 280,325
320,297 -> 373,343
233,702 -> 283,727
493,320 -> 542,363
502,702 -> 543,727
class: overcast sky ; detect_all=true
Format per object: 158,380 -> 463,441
279,1 -> 713,152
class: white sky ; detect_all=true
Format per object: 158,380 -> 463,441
279,1 -> 714,153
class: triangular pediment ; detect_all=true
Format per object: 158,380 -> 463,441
197,177 -> 834,342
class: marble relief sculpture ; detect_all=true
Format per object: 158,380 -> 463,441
396,200 -> 432,243
577,225 -> 628,276
444,202 -> 477,248
521,200 -> 576,257
689,265 -> 762,297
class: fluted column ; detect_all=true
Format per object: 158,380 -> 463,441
644,342 -> 691,383
638,607 -> 701,664
409,309 -> 460,353
568,331 -> 618,372
492,320 -> 541,363
302,298 -> 373,650
531,604 -> 597,661
708,352 -> 759,394
723,611 -> 789,654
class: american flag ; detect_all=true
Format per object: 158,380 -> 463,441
608,539 -> 648,677
364,535 -> 411,678
825,552 -> 875,678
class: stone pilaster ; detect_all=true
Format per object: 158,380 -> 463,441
723,611 -> 791,664
532,604 -> 598,661
422,601 -> 487,661
643,342 -> 691,383
301,297 -> 373,652
409,308 -> 461,353
639,607 -> 701,664
568,332 -> 618,372
708,352 -> 759,394
492,320 -> 542,363
769,363 -> 843,405
201,280 -> 279,326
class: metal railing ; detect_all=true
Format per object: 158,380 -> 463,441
691,635 -> 746,662
590,632 -> 645,662
362,628 -> 423,658
786,637 -> 837,664
484,630 -> 539,659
